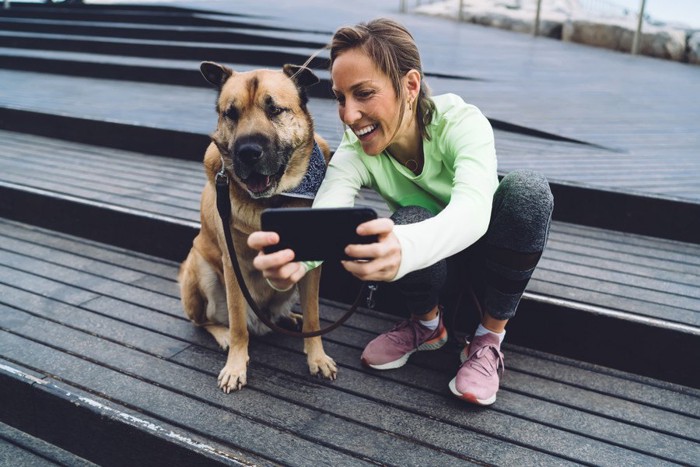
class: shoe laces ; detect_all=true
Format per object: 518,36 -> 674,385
464,343 -> 504,377
385,319 -> 423,347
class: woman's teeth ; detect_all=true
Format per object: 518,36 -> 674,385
355,124 -> 377,137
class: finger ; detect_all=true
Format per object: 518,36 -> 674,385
268,260 -> 305,282
342,258 -> 391,281
356,218 -> 394,237
252,248 -> 295,272
267,262 -> 306,291
345,230 -> 399,260
289,263 -> 308,283
344,242 -> 377,260
247,231 -> 280,250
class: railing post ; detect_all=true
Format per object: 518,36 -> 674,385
400,0 -> 406,13
458,0 -> 464,22
631,0 -> 647,55
533,0 -> 542,36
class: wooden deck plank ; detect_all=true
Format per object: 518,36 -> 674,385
552,223 -> 700,260
542,248 -> 699,289
539,247 -> 699,297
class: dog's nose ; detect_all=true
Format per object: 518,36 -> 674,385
236,143 -> 264,164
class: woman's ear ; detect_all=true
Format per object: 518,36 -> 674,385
404,69 -> 422,100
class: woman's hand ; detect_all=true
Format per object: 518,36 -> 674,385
247,231 -> 307,291
342,218 -> 401,281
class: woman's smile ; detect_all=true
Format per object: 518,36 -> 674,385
354,123 -> 379,140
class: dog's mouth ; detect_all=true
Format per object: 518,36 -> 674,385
243,173 -> 274,195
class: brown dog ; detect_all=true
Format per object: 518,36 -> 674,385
178,61 -> 336,393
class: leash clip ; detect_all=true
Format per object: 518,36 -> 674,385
216,156 -> 229,186
366,283 -> 378,309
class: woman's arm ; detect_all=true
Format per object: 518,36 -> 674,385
392,103 -> 499,280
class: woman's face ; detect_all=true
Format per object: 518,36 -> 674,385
331,48 -> 405,156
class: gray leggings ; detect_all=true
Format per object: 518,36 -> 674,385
374,170 -> 553,321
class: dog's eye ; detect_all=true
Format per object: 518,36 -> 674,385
223,107 -> 238,121
267,104 -> 285,117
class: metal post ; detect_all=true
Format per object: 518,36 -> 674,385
631,0 -> 647,55
400,0 -> 406,13
458,0 -> 464,22
533,0 -> 542,36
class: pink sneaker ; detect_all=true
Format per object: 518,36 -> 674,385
448,333 -> 504,406
361,311 -> 448,370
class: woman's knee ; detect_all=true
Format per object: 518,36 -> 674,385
489,170 -> 554,252
391,205 -> 433,226
498,170 -> 553,210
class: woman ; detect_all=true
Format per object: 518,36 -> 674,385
248,18 -> 553,406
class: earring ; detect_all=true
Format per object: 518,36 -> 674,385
408,99 -> 413,112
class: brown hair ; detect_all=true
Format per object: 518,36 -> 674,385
329,18 -> 435,140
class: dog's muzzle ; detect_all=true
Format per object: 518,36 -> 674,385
232,134 -> 284,196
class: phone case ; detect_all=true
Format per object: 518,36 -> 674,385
261,207 -> 378,261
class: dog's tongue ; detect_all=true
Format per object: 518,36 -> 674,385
246,174 -> 272,193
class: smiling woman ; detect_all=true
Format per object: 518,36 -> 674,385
247,18 -> 554,407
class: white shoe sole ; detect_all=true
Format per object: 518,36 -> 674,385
448,377 -> 497,406
366,350 -> 415,370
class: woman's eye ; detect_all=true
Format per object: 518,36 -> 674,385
356,90 -> 374,100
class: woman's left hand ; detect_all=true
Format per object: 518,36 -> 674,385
341,218 -> 401,281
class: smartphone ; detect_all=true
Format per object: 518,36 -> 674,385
261,207 -> 379,261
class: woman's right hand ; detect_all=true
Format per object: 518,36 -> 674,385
247,231 -> 307,291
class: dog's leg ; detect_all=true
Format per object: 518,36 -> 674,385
180,249 -> 232,350
218,258 -> 250,393
299,267 -> 337,380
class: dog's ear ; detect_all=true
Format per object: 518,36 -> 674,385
283,64 -> 320,88
200,61 -> 233,89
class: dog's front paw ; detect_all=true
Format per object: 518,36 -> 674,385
217,364 -> 247,393
308,353 -> 337,381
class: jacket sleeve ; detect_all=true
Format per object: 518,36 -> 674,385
391,105 -> 498,281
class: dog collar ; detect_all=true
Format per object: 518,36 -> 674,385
281,142 -> 327,200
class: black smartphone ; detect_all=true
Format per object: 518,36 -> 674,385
261,207 -> 379,261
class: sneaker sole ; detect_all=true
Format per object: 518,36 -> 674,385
448,377 -> 497,406
417,327 -> 448,351
364,328 -> 449,370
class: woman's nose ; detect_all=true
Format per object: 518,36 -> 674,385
340,100 -> 361,125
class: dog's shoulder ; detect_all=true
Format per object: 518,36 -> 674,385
203,142 -> 223,182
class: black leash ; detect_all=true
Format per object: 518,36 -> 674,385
215,168 -> 369,338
